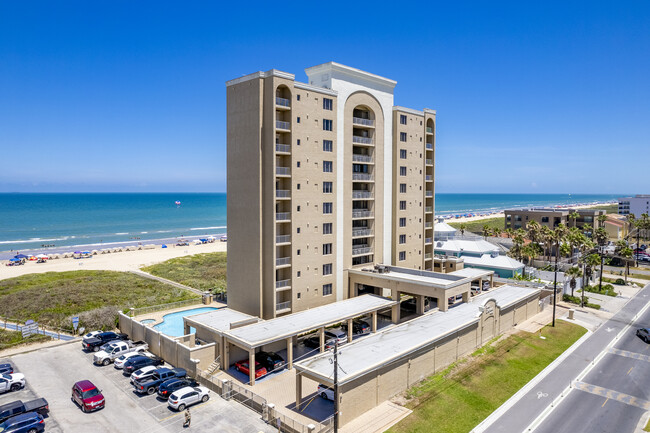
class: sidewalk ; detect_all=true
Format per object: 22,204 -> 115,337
340,401 -> 411,433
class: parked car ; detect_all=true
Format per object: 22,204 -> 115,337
234,360 -> 267,379
0,364 -> 13,375
114,352 -> 147,369
0,411 -> 45,433
83,331 -> 102,340
317,384 -> 334,400
93,341 -> 149,366
303,330 -> 347,349
167,386 -> 210,411
82,332 -> 128,352
71,380 -> 105,413
0,399 -> 49,424
123,355 -> 164,376
636,328 -> 650,343
256,352 -> 285,372
129,366 -> 160,385
157,378 -> 198,400
341,320 -> 370,335
0,374 -> 25,394
133,368 -> 186,395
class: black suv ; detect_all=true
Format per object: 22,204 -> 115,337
123,356 -> 164,375
636,328 -> 650,343
256,352 -> 285,372
157,378 -> 199,400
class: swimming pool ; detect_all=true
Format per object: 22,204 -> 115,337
153,307 -> 218,336
140,319 -> 156,325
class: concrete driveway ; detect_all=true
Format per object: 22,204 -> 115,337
8,342 -> 274,432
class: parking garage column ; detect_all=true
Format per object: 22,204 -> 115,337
371,311 -> 378,332
439,297 -> 448,312
249,349 -> 256,385
319,327 -> 325,353
347,318 -> 353,342
296,373 -> 303,410
223,339 -> 230,371
287,337 -> 293,370
490,274 -> 494,288
462,290 -> 470,303
416,295 -> 425,315
391,290 -> 401,324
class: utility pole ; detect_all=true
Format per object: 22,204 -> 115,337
636,224 -> 641,268
581,262 -> 586,308
598,247 -> 604,293
552,241 -> 558,327
333,339 -> 339,433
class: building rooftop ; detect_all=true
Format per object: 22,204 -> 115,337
434,239 -> 499,255
352,266 -> 469,289
434,220 -> 458,233
224,295 -> 397,348
448,268 -> 494,279
462,254 -> 525,271
296,285 -> 540,385
184,308 -> 258,333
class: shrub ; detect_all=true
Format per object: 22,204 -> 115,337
615,278 -> 625,285
563,294 -> 600,309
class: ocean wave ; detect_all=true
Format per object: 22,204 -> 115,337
0,237 -> 70,245
114,232 -> 129,235
190,226 -> 227,231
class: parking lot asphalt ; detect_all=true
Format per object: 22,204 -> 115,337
7,342 -> 275,432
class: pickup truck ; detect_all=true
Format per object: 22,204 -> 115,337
82,332 -> 128,352
0,399 -> 49,423
0,373 -> 25,394
133,368 -> 187,395
93,341 -> 148,366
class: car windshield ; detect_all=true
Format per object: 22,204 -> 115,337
0,374 -> 10,380
82,388 -> 101,399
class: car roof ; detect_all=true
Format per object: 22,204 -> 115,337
171,386 -> 195,395
2,411 -> 41,423
74,380 -> 97,391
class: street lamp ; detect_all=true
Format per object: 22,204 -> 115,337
552,240 -> 559,327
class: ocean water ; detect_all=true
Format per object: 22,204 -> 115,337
0,193 -> 619,255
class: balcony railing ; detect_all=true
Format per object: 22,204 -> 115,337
276,257 -> 291,266
352,210 -> 373,218
425,237 -> 432,244
276,279 -> 291,289
276,121 -> 290,130
275,144 -> 291,153
426,143 -> 433,150
352,191 -> 373,199
276,301 -> 291,312
425,159 -> 433,165
352,246 -> 372,256
276,212 -> 291,221
352,228 -> 373,237
352,136 -> 373,145
425,253 -> 432,259
425,222 -> 433,228
352,154 -> 373,163
425,175 -> 433,181
352,117 -> 374,127
275,97 -> 290,107
276,190 -> 290,198
426,127 -> 433,134
425,206 -> 433,213
425,191 -> 433,197
352,173 -> 373,181
276,167 -> 291,176
276,234 -> 291,243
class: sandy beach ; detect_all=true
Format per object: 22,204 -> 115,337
0,241 -> 227,280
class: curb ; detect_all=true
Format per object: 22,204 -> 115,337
1,337 -> 81,358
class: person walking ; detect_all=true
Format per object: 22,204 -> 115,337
184,408 -> 191,428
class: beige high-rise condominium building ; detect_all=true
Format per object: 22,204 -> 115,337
226,62 -> 436,319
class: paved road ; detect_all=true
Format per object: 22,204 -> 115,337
482,282 -> 650,433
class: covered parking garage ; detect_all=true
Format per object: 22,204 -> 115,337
221,294 -> 397,385
295,284 -> 541,426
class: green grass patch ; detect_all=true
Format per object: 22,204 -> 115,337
563,294 -> 601,309
448,217 -> 504,235
0,328 -> 50,351
0,271 -> 199,331
388,320 -> 586,433
581,284 -> 618,297
629,273 -> 650,281
142,252 -> 227,293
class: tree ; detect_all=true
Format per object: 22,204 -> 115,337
615,239 -> 633,284
492,227 -> 502,238
593,227 -> 608,247
568,211 -> 580,228
540,225 -> 554,263
504,228 -> 514,239
459,223 -> 467,237
581,253 -> 601,285
482,224 -> 491,239
598,214 -> 607,229
526,221 -> 541,244
565,266 -> 582,297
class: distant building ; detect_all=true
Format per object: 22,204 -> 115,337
504,208 -> 606,233
604,215 -> 629,240
618,195 -> 650,217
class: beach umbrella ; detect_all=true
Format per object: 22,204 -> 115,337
14,254 -> 27,259
74,251 -> 82,254
9,258 -> 19,262
36,254 -> 49,259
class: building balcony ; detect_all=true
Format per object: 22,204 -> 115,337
276,234 -> 291,244
352,246 -> 373,256
352,154 -> 373,163
352,136 -> 374,145
276,144 -> 291,154
352,173 -> 374,181
352,191 -> 373,199
424,221 -> 433,228
426,143 -> 433,150
276,257 -> 291,267
425,237 -> 432,244
425,175 -> 432,182
426,127 -> 433,134
352,210 -> 374,219
276,190 -> 291,199
275,301 -> 291,314
425,159 -> 433,165
276,279 -> 291,289
425,206 -> 433,213
352,117 -> 374,127
276,121 -> 290,131
275,97 -> 290,108
425,191 -> 433,197
276,166 -> 291,176
424,253 -> 432,260
276,212 -> 291,222
352,228 -> 373,238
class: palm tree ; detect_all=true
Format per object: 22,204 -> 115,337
540,226 -> 554,263
593,227 -> 608,247
504,228 -> 514,239
492,227 -> 502,238
598,214 -> 607,229
482,224 -> 491,239
459,223 -> 467,237
565,266 -> 582,297
526,221 -> 541,244
568,211 -> 580,228
616,239 -> 633,284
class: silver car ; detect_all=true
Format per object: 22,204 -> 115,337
167,386 -> 210,411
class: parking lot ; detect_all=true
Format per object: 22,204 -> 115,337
5,342 -> 275,432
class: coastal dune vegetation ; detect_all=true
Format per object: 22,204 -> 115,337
0,270 -> 199,332
142,252 -> 227,294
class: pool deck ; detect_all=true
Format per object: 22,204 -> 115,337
134,300 -> 226,327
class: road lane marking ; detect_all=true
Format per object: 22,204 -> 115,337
608,347 -> 650,363
627,367 -> 633,375
573,381 -> 650,410
602,397 -> 609,407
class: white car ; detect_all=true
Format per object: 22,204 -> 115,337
114,352 -> 146,369
0,373 -> 26,393
317,384 -> 334,400
83,330 -> 102,340
167,386 -> 210,411
130,366 -> 158,385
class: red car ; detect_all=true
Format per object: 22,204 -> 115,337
234,360 -> 267,379
71,380 -> 105,413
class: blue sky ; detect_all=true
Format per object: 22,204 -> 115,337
1,1 -> 648,194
